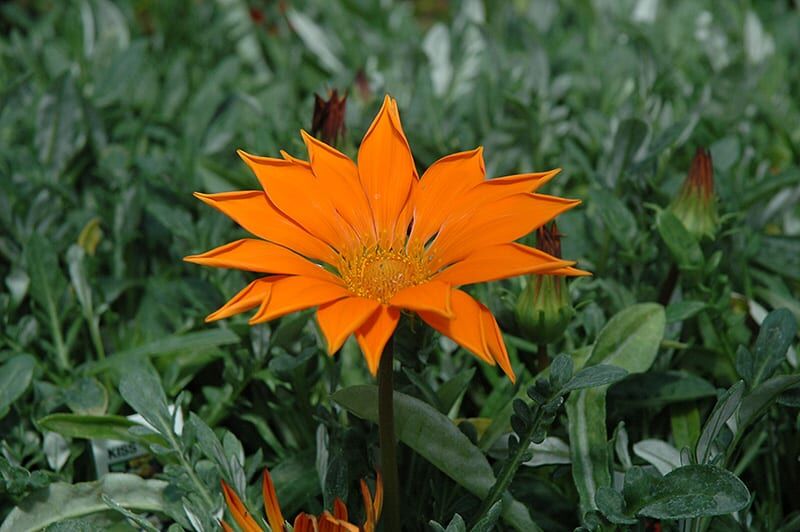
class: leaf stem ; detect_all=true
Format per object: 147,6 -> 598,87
378,338 -> 401,532
471,405 -> 545,526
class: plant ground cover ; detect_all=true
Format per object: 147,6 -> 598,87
1,0 -> 799,530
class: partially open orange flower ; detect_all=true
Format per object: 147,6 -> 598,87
186,95 -> 586,381
220,469 -> 382,532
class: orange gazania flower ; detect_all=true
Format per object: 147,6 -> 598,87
185,96 -> 586,381
220,469 -> 382,532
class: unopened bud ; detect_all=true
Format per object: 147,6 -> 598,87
311,89 -> 347,146
669,147 -> 719,239
515,223 -> 575,344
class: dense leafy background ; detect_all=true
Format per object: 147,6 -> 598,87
1,0 -> 799,530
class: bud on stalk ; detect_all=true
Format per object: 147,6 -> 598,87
515,223 -> 576,347
311,89 -> 347,146
669,147 -> 719,240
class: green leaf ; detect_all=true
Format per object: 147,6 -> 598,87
670,403 -> 701,451
64,378 -> 107,415
37,413 -> 164,445
118,364 -> 172,439
595,486 -> 637,525
0,474 -> 168,532
549,354 -> 574,390
585,303 -> 666,370
66,245 -> 93,317
665,300 -> 707,323
633,465 -> 749,519
568,304 -> 665,516
632,439 -> 681,475
737,374 -> 800,433
470,501 -> 502,532
751,236 -> 800,282
656,210 -> 703,272
35,73 -> 86,175
436,367 -> 476,415
604,118 -> 649,188
749,309 -> 797,387
593,189 -> 638,248
25,234 -> 69,369
609,371 -> 716,408
269,451 -> 321,517
87,329 -> 239,375
695,381 -> 745,464
332,385 -> 539,531
0,354 -> 36,418
561,364 -> 628,393
285,10 -> 343,73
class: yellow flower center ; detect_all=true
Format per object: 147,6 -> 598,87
339,246 -> 431,303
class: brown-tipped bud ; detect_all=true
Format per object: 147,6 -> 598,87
669,147 -> 719,240
311,89 -> 347,146
515,223 -> 575,345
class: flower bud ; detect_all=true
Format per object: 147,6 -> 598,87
311,89 -> 347,146
669,147 -> 719,239
515,223 -> 576,344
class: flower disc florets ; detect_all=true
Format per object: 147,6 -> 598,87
339,246 -> 431,303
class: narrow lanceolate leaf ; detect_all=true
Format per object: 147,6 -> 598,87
37,414 -> 166,446
748,309 -> 797,387
35,73 -> 87,175
332,385 -> 541,531
737,374 -> 800,433
0,474 -> 168,532
695,381 -> 745,464
560,364 -> 628,393
0,355 -> 36,418
567,304 -> 665,517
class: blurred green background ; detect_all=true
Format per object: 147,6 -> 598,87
1,0 -> 799,530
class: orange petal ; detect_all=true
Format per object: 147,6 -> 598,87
318,513 -> 359,532
409,147 -> 485,245
317,297 -> 382,355
360,473 -> 383,532
261,469 -> 284,532
433,243 -> 574,286
429,193 -> 580,269
355,305 -> 400,375
193,191 -> 337,264
220,520 -> 234,532
473,169 -> 561,198
417,289 -> 494,366
249,276 -> 352,324
373,471 -> 383,522
332,498 -> 348,521
293,514 -> 317,532
357,96 -> 417,247
301,131 -> 376,244
238,150 -> 357,250
389,280 -> 453,318
184,239 -> 341,284
220,480 -> 263,532
548,265 -> 592,276
479,305 -> 516,382
206,278 -> 272,323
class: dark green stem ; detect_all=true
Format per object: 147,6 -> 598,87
378,339 -> 401,532
658,263 -> 679,306
537,343 -> 549,370
471,406 -> 545,525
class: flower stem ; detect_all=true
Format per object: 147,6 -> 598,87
537,343 -> 549,370
378,339 -> 401,532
